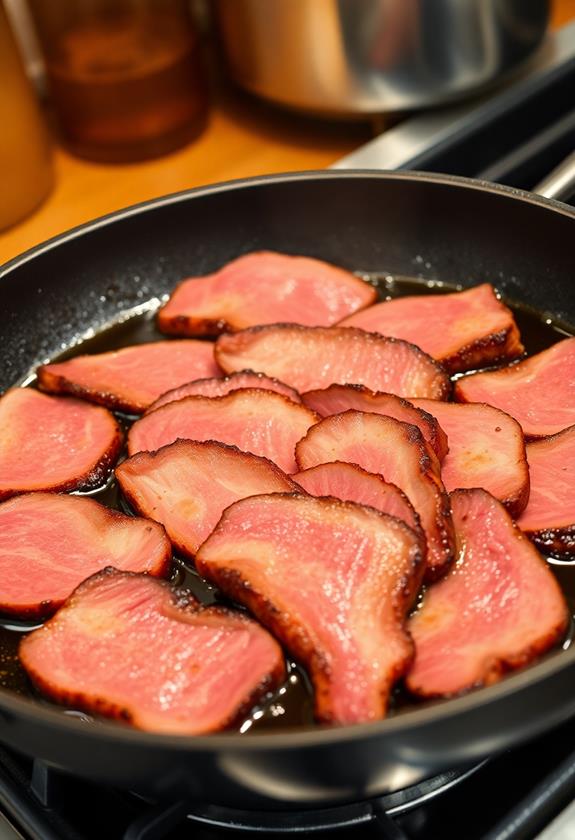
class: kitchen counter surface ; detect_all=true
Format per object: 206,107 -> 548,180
1,0 -> 573,266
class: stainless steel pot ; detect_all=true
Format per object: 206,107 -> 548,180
214,0 -> 550,116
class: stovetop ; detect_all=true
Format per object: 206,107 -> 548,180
2,713 -> 575,839
1,20 -> 575,840
335,19 -> 575,208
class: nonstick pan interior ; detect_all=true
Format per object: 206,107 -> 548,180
1,171 -> 575,808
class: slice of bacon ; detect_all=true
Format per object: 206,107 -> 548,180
413,399 -> 529,517
518,426 -> 575,557
127,389 -> 319,473
196,493 -> 423,725
454,337 -> 575,439
406,489 -> 568,698
340,284 -> 524,374
147,370 -> 301,414
293,462 -> 421,538
295,411 -> 455,579
0,389 -> 122,501
20,570 -> 285,734
215,325 -> 450,399
117,439 -> 301,558
37,340 -> 221,414
302,384 -> 448,461
157,251 -> 376,337
0,493 -> 171,619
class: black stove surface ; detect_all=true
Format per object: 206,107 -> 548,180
2,714 -> 575,839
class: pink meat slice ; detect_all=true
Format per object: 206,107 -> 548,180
406,489 -> 568,698
37,340 -> 221,414
293,462 -> 421,538
413,399 -> 529,517
127,389 -> 319,473
518,425 -> 575,557
340,283 -> 524,374
20,570 -> 285,734
215,324 -> 450,399
0,493 -> 171,619
454,338 -> 575,438
147,370 -> 301,414
0,389 -> 122,501
116,439 -> 301,558
302,384 -> 448,461
295,410 -> 455,579
196,493 -> 423,725
157,250 -> 376,337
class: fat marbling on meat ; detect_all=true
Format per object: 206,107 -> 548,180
413,399 -> 529,517
295,410 -> 455,579
197,493 -> 424,725
157,251 -> 377,336
302,383 -> 448,461
127,389 -> 319,473
406,489 -> 568,698
340,283 -> 523,374
454,337 -> 575,438
117,439 -> 301,558
0,493 -> 170,619
20,570 -> 285,734
146,370 -> 301,413
38,340 -> 221,414
518,425 -> 575,557
0,389 -> 122,500
293,462 -> 422,540
215,324 -> 451,399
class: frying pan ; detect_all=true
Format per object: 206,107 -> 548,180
1,170 -> 575,810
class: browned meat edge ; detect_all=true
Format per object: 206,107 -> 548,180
441,323 -> 524,375
302,382 -> 449,461
0,421 -> 123,503
117,439 -> 303,561
37,367 -> 151,415
197,493 -> 425,723
215,323 -> 453,400
157,310 -> 232,338
21,568 -> 285,730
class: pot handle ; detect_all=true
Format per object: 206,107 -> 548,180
532,150 -> 575,202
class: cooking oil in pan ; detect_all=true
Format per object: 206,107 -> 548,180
1,275 -> 574,733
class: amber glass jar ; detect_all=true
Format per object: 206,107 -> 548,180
28,0 -> 208,162
0,1 -> 52,231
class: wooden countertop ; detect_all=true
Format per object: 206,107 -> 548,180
1,0 -> 573,265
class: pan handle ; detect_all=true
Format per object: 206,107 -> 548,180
532,150 -> 575,202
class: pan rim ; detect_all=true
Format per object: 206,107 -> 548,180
1,168 -> 575,752
1,168 -> 574,278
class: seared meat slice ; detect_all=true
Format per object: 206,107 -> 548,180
117,439 -> 301,558
413,399 -> 529,517
295,411 -> 454,579
128,389 -> 319,473
38,340 -> 221,414
340,284 -> 523,374
197,493 -> 423,725
407,489 -> 568,698
147,370 -> 301,414
0,389 -> 122,501
20,570 -> 284,734
302,384 -> 448,461
455,338 -> 575,438
157,251 -> 376,336
293,462 -> 421,538
216,325 -> 450,399
518,425 -> 575,557
0,493 -> 170,619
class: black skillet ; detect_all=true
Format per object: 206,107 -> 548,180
1,170 -> 575,809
